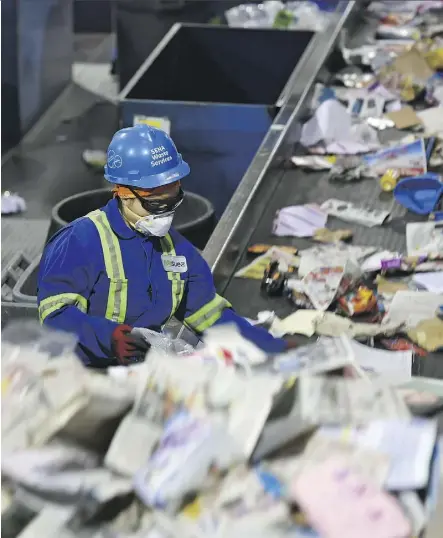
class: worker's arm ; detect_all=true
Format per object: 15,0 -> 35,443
37,223 -> 120,366
175,244 -> 287,354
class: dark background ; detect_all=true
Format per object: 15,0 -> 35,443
1,0 -> 73,154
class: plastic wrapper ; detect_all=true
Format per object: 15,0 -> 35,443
376,24 -> 421,41
134,411 -> 232,511
132,328 -> 194,356
225,1 -> 330,32
338,286 -> 378,317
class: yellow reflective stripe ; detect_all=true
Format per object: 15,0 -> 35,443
160,233 -> 185,321
39,293 -> 88,323
87,210 -> 128,323
184,294 -> 231,333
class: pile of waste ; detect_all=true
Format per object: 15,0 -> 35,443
223,1 -> 334,31
233,0 -> 443,355
290,0 -> 443,209
2,320 -> 443,538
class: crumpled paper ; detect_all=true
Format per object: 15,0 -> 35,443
408,318 -> 443,352
1,192 -> 26,215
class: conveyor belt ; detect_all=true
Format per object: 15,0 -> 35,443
223,166 -> 443,379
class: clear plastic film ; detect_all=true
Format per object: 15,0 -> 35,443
225,1 -> 331,32
131,328 -> 195,356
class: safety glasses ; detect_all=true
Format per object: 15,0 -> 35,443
129,187 -> 184,215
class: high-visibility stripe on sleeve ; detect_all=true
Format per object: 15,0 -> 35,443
160,233 -> 185,322
87,210 -> 128,323
39,293 -> 88,323
184,294 -> 231,333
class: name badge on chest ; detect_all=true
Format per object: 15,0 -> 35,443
161,254 -> 188,273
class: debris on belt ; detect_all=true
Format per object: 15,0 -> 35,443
224,0 -> 334,32
247,244 -> 298,257
272,204 -> 328,238
82,149 -> 107,170
312,228 -> 353,243
1,191 -> 26,215
3,320 -> 443,538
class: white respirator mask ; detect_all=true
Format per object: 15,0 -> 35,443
134,212 -> 174,237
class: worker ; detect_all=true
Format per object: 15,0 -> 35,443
37,125 -> 294,366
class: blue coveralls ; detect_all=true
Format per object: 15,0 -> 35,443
37,198 -> 286,365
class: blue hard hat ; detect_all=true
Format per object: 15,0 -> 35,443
104,124 -> 190,189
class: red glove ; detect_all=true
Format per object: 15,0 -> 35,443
284,338 -> 298,350
111,324 -> 150,365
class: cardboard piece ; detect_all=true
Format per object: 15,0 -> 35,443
393,48 -> 434,81
385,106 -> 423,130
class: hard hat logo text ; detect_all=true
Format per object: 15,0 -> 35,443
107,150 -> 123,169
151,145 -> 172,167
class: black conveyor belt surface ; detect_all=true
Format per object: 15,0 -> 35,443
223,167 -> 443,379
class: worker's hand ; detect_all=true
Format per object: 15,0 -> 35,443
111,324 -> 151,365
284,338 -> 298,350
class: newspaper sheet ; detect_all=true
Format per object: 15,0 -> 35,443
298,376 -> 410,426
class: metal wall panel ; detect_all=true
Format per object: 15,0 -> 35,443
1,0 -> 21,153
1,0 -> 73,154
18,0 -> 73,133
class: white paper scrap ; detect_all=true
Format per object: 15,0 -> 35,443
417,107 -> 443,136
298,244 -> 376,277
359,419 -> 437,490
273,310 -> 323,338
406,222 -> 443,257
384,291 -> 443,328
1,193 -> 27,215
413,272 -> 443,293
301,99 -> 352,147
273,204 -> 327,238
301,99 -> 380,154
349,340 -> 412,382
321,198 -> 390,228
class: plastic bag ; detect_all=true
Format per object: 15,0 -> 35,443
225,1 -> 329,32
132,328 -> 194,356
133,410 -> 232,511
